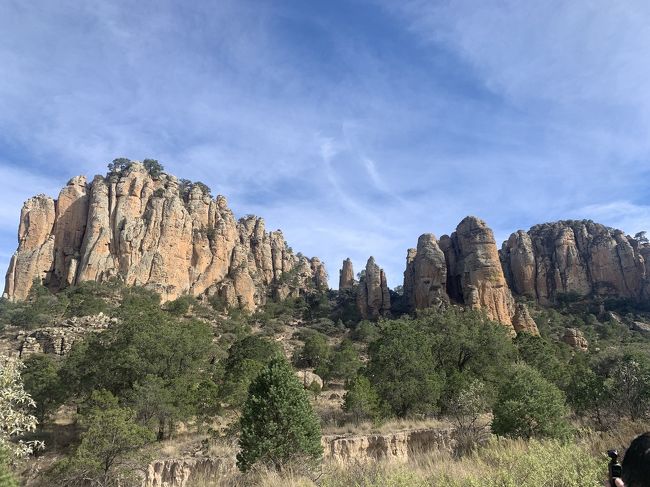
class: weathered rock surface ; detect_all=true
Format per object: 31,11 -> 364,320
4,163 -> 327,307
14,314 -> 115,358
144,457 -> 236,487
562,327 -> 588,352
511,303 -> 540,336
338,258 -> 355,290
323,428 -> 455,464
296,370 -> 324,389
501,220 -> 650,305
356,257 -> 390,320
403,234 -> 448,311
440,217 -> 516,330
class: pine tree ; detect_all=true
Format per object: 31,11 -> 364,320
237,358 -> 322,472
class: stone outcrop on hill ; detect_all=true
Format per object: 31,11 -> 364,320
562,327 -> 588,352
4,163 -> 327,308
403,234 -> 449,311
144,457 -> 236,487
338,258 -> 355,290
356,257 -> 390,320
440,217 -> 516,328
401,217 -> 537,335
511,303 -> 540,336
500,220 -> 650,305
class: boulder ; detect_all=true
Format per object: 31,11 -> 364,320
562,327 -> 588,352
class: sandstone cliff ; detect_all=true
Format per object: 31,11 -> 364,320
338,258 -> 355,290
500,220 -> 649,305
356,257 -> 391,320
4,163 -> 327,308
403,217 -> 523,333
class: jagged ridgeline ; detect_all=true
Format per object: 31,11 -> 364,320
341,217 -> 650,337
4,159 -> 327,308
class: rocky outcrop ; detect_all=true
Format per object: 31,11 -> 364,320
562,327 -> 588,352
356,257 -> 390,320
511,303 -> 539,336
440,217 -> 515,330
501,220 -> 649,305
144,457 -> 236,487
403,234 -> 448,311
15,314 -> 115,358
296,370 -> 323,389
323,428 -> 455,464
338,258 -> 355,290
4,163 -> 327,307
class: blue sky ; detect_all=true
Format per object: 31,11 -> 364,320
1,0 -> 650,288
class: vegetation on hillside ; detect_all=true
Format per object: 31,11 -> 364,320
1,278 -> 650,485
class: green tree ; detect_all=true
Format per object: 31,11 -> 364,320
327,340 -> 361,382
515,333 -> 570,388
0,355 -> 43,460
52,390 -> 154,487
367,321 -> 443,416
492,364 -> 570,440
22,355 -> 64,426
295,332 -> 330,368
237,358 -> 322,472
142,158 -> 164,178
107,157 -> 132,175
220,336 -> 282,408
343,375 -> 381,423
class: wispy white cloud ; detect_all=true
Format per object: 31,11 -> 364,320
1,0 -> 649,288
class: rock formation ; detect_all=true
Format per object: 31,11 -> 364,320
439,217 -> 516,330
323,427 -> 455,464
145,457 -> 236,487
4,163 -> 327,308
500,220 -> 649,305
338,258 -> 355,290
562,327 -> 588,352
511,303 -> 540,336
356,257 -> 390,320
402,234 -> 448,311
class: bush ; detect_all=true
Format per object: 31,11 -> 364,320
22,355 -> 63,425
492,364 -> 570,440
343,375 -> 382,423
50,390 -> 154,486
295,332 -> 330,368
237,358 -> 322,472
367,321 -> 443,416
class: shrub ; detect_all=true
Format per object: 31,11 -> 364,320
492,364 -> 570,440
367,321 -> 443,416
22,355 -> 64,425
343,375 -> 382,423
237,358 -> 322,472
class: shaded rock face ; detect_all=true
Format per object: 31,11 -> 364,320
403,234 -> 448,311
501,221 -> 649,305
4,164 -> 327,307
562,327 -> 588,352
338,258 -> 355,290
357,257 -> 390,320
440,217 -> 516,330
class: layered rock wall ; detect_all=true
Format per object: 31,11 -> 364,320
4,163 -> 327,307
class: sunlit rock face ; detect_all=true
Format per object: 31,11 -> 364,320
500,220 -> 649,305
4,163 -> 327,307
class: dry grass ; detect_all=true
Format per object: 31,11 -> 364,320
188,425 -> 650,487
321,417 -> 452,436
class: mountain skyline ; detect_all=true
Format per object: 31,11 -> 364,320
2,0 -> 649,287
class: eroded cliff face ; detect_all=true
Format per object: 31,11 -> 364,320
4,163 -> 327,307
338,258 -> 355,290
500,220 -> 649,305
357,257 -> 391,320
403,217 -> 522,333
